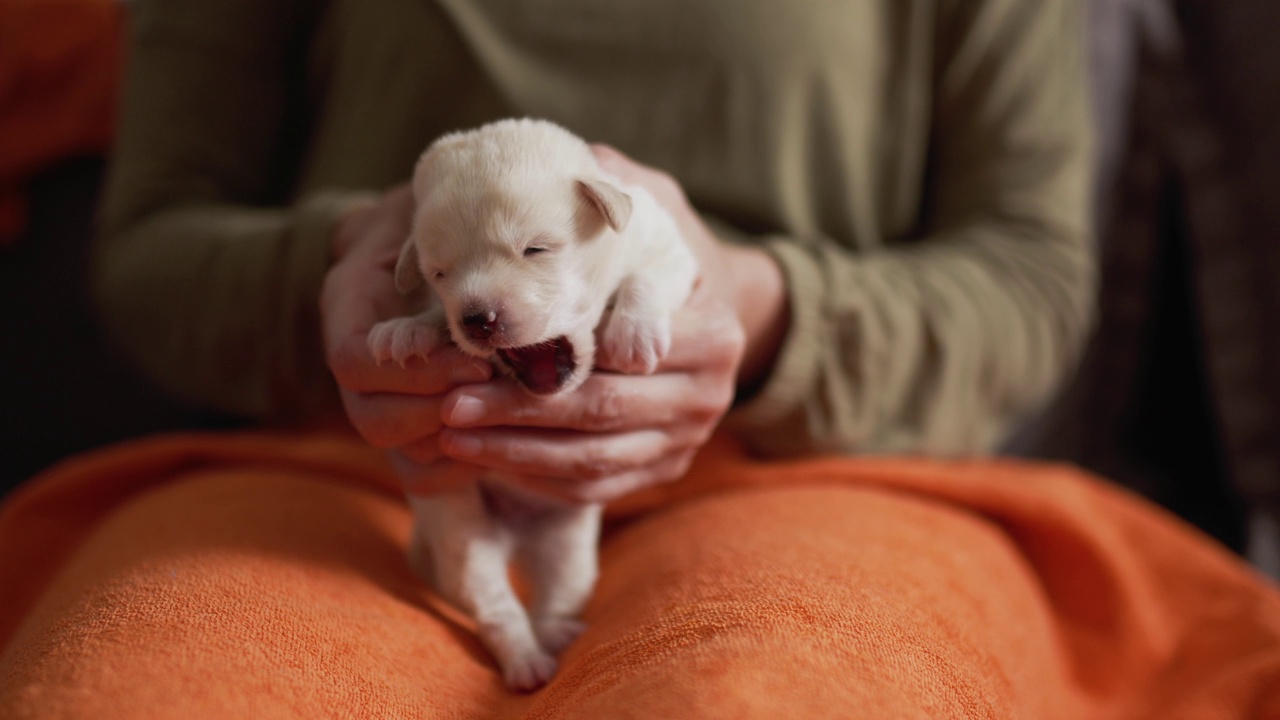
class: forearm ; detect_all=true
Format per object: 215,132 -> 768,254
722,0 -> 1093,458
727,228 -> 1092,458
90,0 -> 362,420
92,194 -> 367,419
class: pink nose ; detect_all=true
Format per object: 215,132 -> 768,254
462,310 -> 500,342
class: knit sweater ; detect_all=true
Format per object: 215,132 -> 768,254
94,0 -> 1093,457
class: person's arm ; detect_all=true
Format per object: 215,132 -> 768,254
424,0 -> 1095,499
728,0 -> 1095,457
92,0 -> 366,420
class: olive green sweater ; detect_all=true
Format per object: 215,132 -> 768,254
95,0 -> 1093,457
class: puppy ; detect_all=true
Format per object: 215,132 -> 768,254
367,119 -> 698,690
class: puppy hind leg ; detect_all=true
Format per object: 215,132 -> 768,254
518,503 -> 604,654
408,491 -> 556,691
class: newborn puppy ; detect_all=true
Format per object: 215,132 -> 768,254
368,119 -> 698,690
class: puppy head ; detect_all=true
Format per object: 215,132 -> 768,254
395,120 -> 632,395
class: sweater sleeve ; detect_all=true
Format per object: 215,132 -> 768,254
729,0 -> 1095,457
92,0 -> 369,420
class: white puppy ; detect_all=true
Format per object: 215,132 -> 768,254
367,119 -> 698,691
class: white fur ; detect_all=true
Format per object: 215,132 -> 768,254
368,119 -> 697,691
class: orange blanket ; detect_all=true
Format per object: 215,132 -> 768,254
0,0 -> 124,242
1,430 -> 1278,719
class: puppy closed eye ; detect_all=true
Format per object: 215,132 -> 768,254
523,246 -> 549,258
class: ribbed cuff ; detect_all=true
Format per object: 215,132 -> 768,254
279,190 -> 380,419
726,238 -> 827,448
291,190 -> 381,268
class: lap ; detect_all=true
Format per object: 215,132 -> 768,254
565,485 -> 1061,719
0,471 -> 1064,719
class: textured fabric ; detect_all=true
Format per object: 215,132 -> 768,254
93,0 -> 1094,454
2,430 -> 1278,718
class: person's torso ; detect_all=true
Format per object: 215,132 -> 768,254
295,0 -> 938,249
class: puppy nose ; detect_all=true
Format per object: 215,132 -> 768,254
462,310 -> 500,341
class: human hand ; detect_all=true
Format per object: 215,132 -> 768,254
589,145 -> 790,390
424,277 -> 744,504
320,184 -> 493,485
416,146 -> 791,504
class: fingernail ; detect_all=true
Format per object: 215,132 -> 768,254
446,432 -> 482,457
450,362 -> 490,384
449,396 -> 486,426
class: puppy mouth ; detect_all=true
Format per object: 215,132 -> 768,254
496,336 -> 576,395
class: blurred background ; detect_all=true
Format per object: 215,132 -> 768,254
2,0 -> 1277,576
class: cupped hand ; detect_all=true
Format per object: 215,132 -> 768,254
427,277 -> 744,504
320,184 -> 493,485
412,146 -> 786,505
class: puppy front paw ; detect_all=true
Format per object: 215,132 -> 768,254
601,312 -> 671,375
368,316 -> 443,367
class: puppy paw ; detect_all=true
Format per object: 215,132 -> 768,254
601,312 -> 671,375
533,616 -> 586,655
501,648 -> 559,692
368,316 -> 443,367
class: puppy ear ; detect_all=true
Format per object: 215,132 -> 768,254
393,239 -> 423,294
577,178 -> 632,233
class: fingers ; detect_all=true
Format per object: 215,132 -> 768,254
322,231 -> 492,398
330,332 -> 492,395
329,171 -> 737,507
589,143 -> 686,209
588,143 -> 635,178
436,295 -> 739,436
588,144 -> 661,187
441,368 -> 733,434
323,184 -> 512,490
440,373 -> 684,432
320,264 -> 396,352
391,456 -> 486,496
438,426 -> 688,485
322,188 -> 475,396
398,432 -> 694,505
396,435 -> 445,464
340,390 -> 448,449
559,451 -> 695,504
320,197 -> 418,341
462,449 -> 697,505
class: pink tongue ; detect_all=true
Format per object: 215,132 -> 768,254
498,337 -> 575,395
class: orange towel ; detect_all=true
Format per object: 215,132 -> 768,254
0,0 -> 125,242
1,430 -> 1278,719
